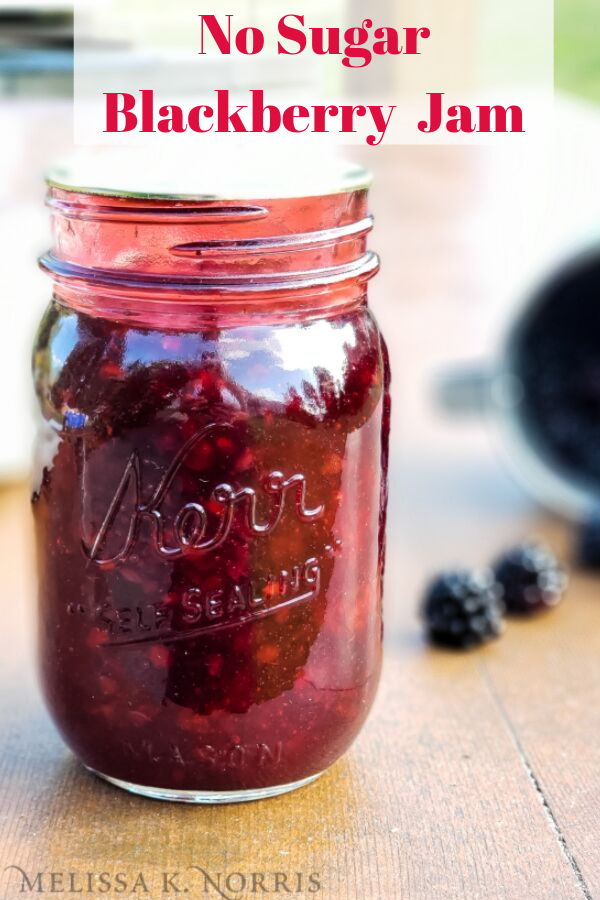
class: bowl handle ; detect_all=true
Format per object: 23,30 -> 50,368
433,364 -> 520,416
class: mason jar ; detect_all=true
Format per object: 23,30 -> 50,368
32,156 -> 391,803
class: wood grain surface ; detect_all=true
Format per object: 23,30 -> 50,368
2,147 -> 600,900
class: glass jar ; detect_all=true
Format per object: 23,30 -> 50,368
32,156 -> 391,803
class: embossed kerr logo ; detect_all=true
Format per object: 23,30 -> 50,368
82,423 -> 324,567
72,423 -> 341,646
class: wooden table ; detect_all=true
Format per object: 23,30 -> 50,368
3,146 -> 600,899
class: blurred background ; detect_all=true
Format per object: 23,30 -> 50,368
0,0 -> 598,595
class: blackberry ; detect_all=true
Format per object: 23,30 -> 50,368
493,541 -> 567,614
576,509 -> 600,569
422,569 -> 505,650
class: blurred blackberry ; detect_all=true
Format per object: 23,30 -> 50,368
576,508 -> 600,569
422,569 -> 505,650
493,541 -> 567,614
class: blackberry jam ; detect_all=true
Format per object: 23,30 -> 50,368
33,158 -> 390,802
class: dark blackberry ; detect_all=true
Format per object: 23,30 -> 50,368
422,569 -> 505,650
493,541 -> 567,614
576,509 -> 600,569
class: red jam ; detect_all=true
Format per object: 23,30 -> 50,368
33,163 -> 390,798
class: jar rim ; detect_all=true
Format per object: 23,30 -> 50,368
46,150 -> 372,202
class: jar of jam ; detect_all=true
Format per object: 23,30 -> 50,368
32,155 -> 391,803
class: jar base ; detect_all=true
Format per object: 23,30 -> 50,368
86,767 -> 324,804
